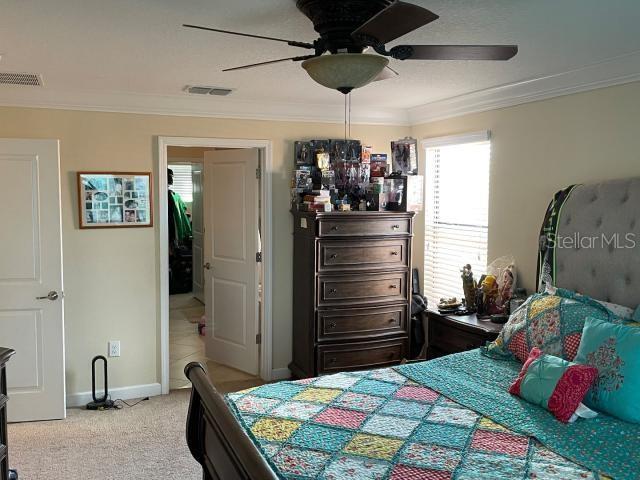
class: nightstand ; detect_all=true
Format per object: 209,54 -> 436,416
425,310 -> 503,359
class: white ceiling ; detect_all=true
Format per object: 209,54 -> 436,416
1,0 -> 640,124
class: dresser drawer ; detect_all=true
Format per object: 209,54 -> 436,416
429,317 -> 488,354
317,338 -> 407,374
318,239 -> 409,272
318,272 -> 409,307
318,217 -> 411,237
317,305 -> 408,342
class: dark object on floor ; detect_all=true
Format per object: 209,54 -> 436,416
169,245 -> 193,294
425,310 -> 503,360
1,348 -> 16,480
410,314 -> 425,359
185,362 -> 278,480
410,268 -> 428,359
86,355 -> 115,410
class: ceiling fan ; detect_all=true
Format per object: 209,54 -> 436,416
184,0 -> 518,94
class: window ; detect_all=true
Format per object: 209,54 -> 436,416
422,132 -> 491,306
168,164 -> 194,203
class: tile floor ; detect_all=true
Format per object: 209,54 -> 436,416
169,293 -> 264,393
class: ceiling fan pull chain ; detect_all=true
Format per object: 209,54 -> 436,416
348,93 -> 352,139
344,94 -> 347,141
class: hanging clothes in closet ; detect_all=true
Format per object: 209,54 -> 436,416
168,168 -> 193,294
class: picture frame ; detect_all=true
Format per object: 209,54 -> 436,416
391,137 -> 419,175
77,172 -> 153,229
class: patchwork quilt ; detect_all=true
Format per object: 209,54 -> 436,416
226,365 -> 603,479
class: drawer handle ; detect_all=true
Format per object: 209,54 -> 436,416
391,224 -> 400,230
390,251 -> 399,256
329,288 -> 337,294
388,318 -> 396,323
331,225 -> 339,231
330,253 -> 338,259
389,284 -> 398,289
329,357 -> 337,364
387,352 -> 395,359
327,322 -> 337,329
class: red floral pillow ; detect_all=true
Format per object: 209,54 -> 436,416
509,348 -> 598,423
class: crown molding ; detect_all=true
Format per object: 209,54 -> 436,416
1,51 -> 639,127
408,50 -> 640,125
0,88 -> 410,126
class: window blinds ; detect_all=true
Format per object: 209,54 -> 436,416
423,135 -> 491,306
168,164 -> 194,203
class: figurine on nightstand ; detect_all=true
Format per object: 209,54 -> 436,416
461,264 -> 477,312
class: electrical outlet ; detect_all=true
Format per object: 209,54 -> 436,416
108,340 -> 121,357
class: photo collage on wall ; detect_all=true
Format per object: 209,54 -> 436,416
78,172 -> 152,228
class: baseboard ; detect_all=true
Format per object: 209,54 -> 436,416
271,368 -> 292,381
66,383 -> 162,408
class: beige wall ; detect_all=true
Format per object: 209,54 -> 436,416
0,106 -> 408,395
411,81 -> 640,296
2,80 -> 638,396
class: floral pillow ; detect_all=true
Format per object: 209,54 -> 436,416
483,288 -> 621,363
574,317 -> 640,424
509,347 -> 598,423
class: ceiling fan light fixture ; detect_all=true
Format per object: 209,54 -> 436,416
301,53 -> 388,94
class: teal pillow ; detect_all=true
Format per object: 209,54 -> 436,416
574,317 -> 640,423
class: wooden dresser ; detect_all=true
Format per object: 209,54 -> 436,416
289,211 -> 414,378
1,348 -> 15,480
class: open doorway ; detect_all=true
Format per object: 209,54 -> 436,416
158,137 -> 274,395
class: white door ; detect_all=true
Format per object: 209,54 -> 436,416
191,163 -> 205,303
203,149 -> 259,376
0,139 -> 65,422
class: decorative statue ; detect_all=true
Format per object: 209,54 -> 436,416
461,264 -> 477,312
479,274 -> 502,316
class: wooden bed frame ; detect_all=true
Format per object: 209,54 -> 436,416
184,362 -> 278,479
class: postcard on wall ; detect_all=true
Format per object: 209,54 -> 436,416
77,172 -> 153,228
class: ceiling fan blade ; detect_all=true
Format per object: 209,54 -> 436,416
352,1 -> 439,46
395,45 -> 518,61
183,24 -> 315,49
373,66 -> 399,82
222,55 -> 316,72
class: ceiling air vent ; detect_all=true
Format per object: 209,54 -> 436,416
0,72 -> 43,86
209,88 -> 233,96
185,85 -> 233,96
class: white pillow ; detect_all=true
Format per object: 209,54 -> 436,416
597,299 -> 635,319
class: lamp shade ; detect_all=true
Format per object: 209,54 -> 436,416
301,54 -> 389,94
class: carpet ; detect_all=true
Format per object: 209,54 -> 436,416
8,390 -> 201,480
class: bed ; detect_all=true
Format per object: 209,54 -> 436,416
185,177 -> 640,480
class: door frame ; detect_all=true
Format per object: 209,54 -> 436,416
157,136 -> 273,394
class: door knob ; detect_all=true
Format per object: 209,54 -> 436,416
36,290 -> 60,301
204,262 -> 211,270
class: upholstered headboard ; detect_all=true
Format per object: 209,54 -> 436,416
538,177 -> 640,309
